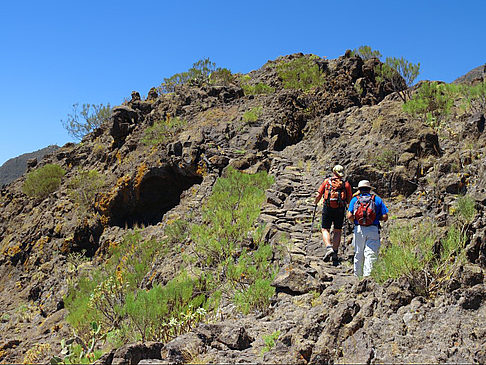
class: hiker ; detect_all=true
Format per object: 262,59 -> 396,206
314,165 -> 352,262
347,180 -> 389,277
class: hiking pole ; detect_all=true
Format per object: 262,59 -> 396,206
307,204 -> 318,250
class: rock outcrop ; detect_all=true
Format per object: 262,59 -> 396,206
0,53 -> 485,364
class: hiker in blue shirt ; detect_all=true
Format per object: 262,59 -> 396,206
347,180 -> 388,277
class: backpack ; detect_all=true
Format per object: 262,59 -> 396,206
353,194 -> 377,226
323,177 -> 347,208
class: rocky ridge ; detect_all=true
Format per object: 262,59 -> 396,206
0,145 -> 59,187
0,52 -> 485,364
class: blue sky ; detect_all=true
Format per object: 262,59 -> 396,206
1,0 -> 485,166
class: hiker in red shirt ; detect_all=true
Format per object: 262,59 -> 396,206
314,165 -> 352,262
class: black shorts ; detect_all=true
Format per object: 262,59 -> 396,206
321,205 -> 345,230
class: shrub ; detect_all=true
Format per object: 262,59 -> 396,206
243,106 -> 263,123
239,76 -> 276,95
458,81 -> 486,114
142,115 -> 187,146
375,57 -> 420,102
276,55 -> 326,90
123,273 -> 207,342
68,169 -> 105,210
23,164 -> 66,199
65,231 -> 165,344
351,45 -> 382,60
62,103 -> 112,141
372,148 -> 397,171
403,81 -> 455,130
159,58 -> 232,93
191,168 -> 277,313
372,195 -> 477,295
191,168 -> 274,266
209,68 -> 234,86
454,194 -> 477,225
261,330 -> 280,355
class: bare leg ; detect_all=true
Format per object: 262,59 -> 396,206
332,229 -> 342,251
321,228 -> 331,247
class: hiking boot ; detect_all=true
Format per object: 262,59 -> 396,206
323,246 -> 334,262
331,251 -> 339,265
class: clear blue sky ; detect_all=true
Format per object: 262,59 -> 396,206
1,0 -> 485,166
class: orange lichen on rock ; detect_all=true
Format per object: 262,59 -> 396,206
95,175 -> 132,217
135,162 -> 148,199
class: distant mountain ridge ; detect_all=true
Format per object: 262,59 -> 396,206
0,145 -> 59,186
454,63 -> 486,84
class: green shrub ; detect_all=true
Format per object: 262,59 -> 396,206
276,55 -> 326,90
62,103 -> 112,141
23,164 -> 66,199
372,223 -> 437,285
458,81 -> 486,114
191,168 -> 277,313
159,58 -> 232,93
454,194 -> 476,225
239,76 -> 276,95
351,45 -> 382,60
243,106 -> 263,123
122,272 -> 207,342
372,201 -> 474,295
65,231 -> 166,344
375,57 -> 420,102
68,169 -> 105,210
261,330 -> 280,355
372,148 -> 397,170
191,168 -> 274,266
403,81 -> 455,130
209,68 -> 234,86
142,116 -> 187,146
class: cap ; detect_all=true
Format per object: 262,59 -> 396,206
333,165 -> 344,177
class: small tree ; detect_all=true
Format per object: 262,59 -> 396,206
159,58 -> 221,93
376,57 -> 420,102
62,103 -> 112,141
351,45 -> 382,60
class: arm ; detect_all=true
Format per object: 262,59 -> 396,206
345,182 -> 353,204
315,180 -> 327,206
381,213 -> 388,222
347,210 -> 354,223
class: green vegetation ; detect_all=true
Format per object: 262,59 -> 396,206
403,81 -> 455,130
372,148 -> 397,171
158,58 -> 233,92
190,168 -> 277,314
239,75 -> 276,95
372,195 -> 476,295
458,80 -> 486,114
142,115 -> 187,146
51,324 -> 104,364
22,164 -> 66,199
261,330 -> 280,355
276,55 -> 326,90
209,67 -> 234,86
351,45 -> 382,60
65,168 -> 278,352
243,106 -> 263,123
67,169 -> 105,211
375,57 -> 420,102
62,103 -> 112,141
403,80 -> 486,130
